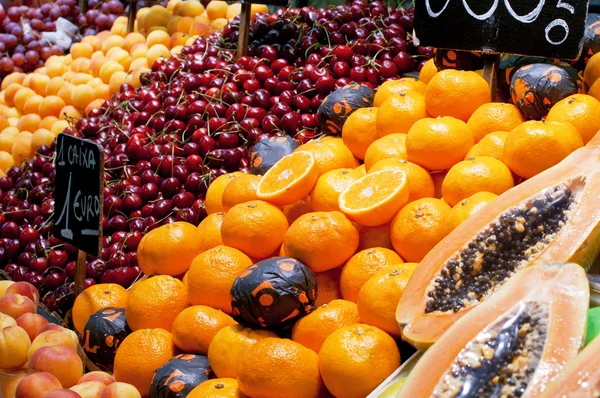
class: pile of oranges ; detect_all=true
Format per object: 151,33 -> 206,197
65,63 -> 600,397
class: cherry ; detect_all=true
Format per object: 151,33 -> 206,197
29,257 -> 47,273
45,271 -> 67,290
122,193 -> 143,212
47,250 -> 69,269
393,51 -> 416,73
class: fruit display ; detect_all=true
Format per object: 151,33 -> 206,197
1,2 -> 600,398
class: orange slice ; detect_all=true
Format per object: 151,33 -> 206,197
256,151 -> 318,206
339,169 -> 409,226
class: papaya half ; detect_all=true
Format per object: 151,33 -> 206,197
399,263 -> 589,398
540,329 -> 600,397
397,135 -> 600,349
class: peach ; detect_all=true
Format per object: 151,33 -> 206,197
70,381 -> 105,398
0,325 -> 31,369
45,389 -> 82,397
77,372 -> 114,387
0,311 -> 17,329
0,294 -> 36,319
99,382 -> 141,398
28,329 -> 79,359
15,372 -> 63,398
6,281 -> 40,305
16,313 -> 48,341
0,280 -> 14,296
36,323 -> 64,335
28,345 -> 83,388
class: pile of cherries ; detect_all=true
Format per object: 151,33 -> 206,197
0,1 -> 430,316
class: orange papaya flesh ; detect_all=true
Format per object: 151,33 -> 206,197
397,135 -> 600,349
540,329 -> 600,397
399,263 -> 589,398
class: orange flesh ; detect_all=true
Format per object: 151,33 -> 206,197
397,136 -> 600,348
339,170 -> 407,211
399,263 -> 589,398
258,152 -> 314,194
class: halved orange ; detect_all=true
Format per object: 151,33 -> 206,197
256,151 -> 318,206
339,169 -> 409,226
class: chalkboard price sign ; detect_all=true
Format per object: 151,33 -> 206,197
53,134 -> 104,256
415,0 -> 590,60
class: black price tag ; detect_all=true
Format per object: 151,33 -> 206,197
415,0 -> 590,60
53,134 -> 104,256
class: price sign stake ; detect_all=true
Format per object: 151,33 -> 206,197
53,134 -> 104,296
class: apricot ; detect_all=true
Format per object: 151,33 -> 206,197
52,120 -> 70,136
110,23 -> 126,38
28,329 -> 79,359
28,345 -> 83,388
129,58 -> 149,72
189,22 -> 210,37
0,129 -> 19,153
16,313 -> 48,341
1,72 -> 26,90
77,371 -> 115,387
124,32 -> 145,52
0,294 -> 36,319
99,61 -> 125,85
210,18 -> 228,31
36,323 -> 64,335
99,382 -> 141,398
171,46 -> 184,55
0,312 -> 17,329
46,61 -> 66,78
108,49 -> 132,71
57,84 -> 75,106
7,281 -> 40,305
40,96 -> 66,119
70,85 -> 97,112
11,131 -> 33,164
82,35 -> 100,50
4,83 -> 21,107
59,106 -> 83,120
39,116 -> 59,131
90,57 -> 106,77
177,16 -> 194,34
70,381 -> 105,398
146,44 -> 170,67
70,73 -> 94,85
93,84 -> 111,102
22,95 -> 43,115
130,43 -> 148,60
0,325 -> 31,369
86,100 -> 106,116
167,16 -> 182,35
15,372 -> 63,398
29,74 -> 50,96
17,114 -> 41,134
108,71 -> 128,95
45,389 -> 82,397
32,129 -> 55,151
0,280 -> 14,295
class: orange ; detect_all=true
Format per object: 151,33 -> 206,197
354,164 -> 366,176
125,275 -> 189,331
70,85 -> 96,111
357,223 -> 393,251
357,263 -> 418,337
171,305 -> 237,355
71,283 -> 128,334
221,201 -> 289,259
188,379 -> 242,398
339,169 -> 409,227
23,95 -> 43,115
205,172 -> 244,214
546,94 -> 600,144
465,130 -> 508,160
309,168 -> 359,212
4,83 -> 21,107
283,211 -> 359,272
425,69 -> 491,121
17,114 -> 41,133
584,52 -> 600,88
441,156 -> 514,207
187,245 -> 253,313
466,103 -> 525,143
589,79 -> 600,102
208,325 -> 278,378
221,173 -> 260,211
419,59 -> 438,84
502,120 -> 583,179
11,131 -> 33,165
137,221 -> 203,276
368,158 -> 435,202
373,78 -> 427,107
341,108 -> 379,162
376,91 -> 428,137
206,1 -> 227,19
292,299 -> 360,353
319,324 -> 400,398
314,268 -> 342,306
256,151 -> 318,206
340,247 -> 404,303
238,338 -> 324,398
197,212 -> 225,252
406,116 -> 475,171
0,151 -> 14,172
294,136 -> 356,177
430,170 -> 447,199
31,129 -> 55,151
364,133 -> 407,171
390,198 -> 453,262
450,191 -> 498,228
114,328 -> 176,397
39,96 -> 66,119
282,197 -> 312,225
